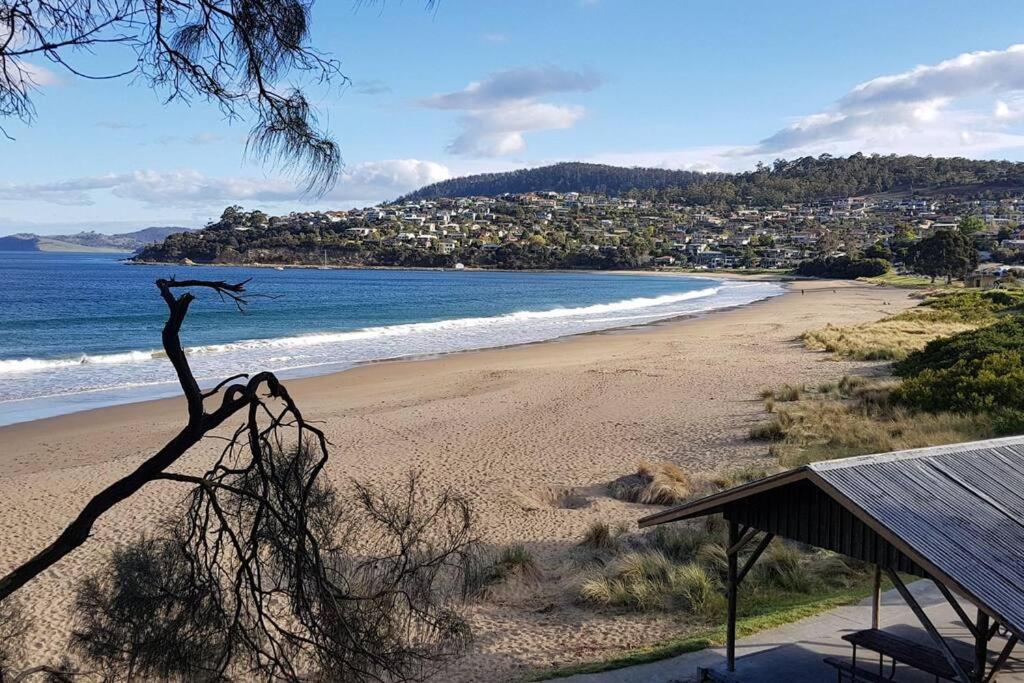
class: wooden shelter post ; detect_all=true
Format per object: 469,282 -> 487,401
974,609 -> 989,683
726,519 -> 738,671
871,565 -> 881,629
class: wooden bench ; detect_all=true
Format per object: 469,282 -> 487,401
842,629 -> 974,681
823,656 -> 893,683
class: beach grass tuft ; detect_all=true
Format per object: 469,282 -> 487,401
466,544 -> 542,597
607,460 -> 693,506
579,521 -> 620,552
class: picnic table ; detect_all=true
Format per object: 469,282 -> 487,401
824,628 -> 975,682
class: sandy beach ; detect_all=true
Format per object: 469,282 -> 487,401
0,279 -> 918,680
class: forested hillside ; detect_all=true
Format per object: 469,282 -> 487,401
400,155 -> 1024,205
399,162 -> 711,200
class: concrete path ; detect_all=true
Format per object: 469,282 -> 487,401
558,581 -> 1024,682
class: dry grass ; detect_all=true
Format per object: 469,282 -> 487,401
800,289 -> 1024,361
609,461 -> 775,510
750,377 -> 995,467
759,384 -> 802,402
578,551 -> 721,614
467,544 -> 542,598
579,520 -> 631,552
801,314 -> 977,361
608,460 -> 693,505
575,519 -> 866,618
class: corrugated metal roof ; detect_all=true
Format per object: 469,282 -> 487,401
639,435 -> 1024,636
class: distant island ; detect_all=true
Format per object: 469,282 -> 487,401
134,154 -> 1024,274
0,226 -> 193,253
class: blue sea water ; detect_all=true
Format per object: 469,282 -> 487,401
0,251 -> 783,425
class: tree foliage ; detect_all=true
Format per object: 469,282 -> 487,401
72,460 -> 474,681
908,229 -> 977,283
795,256 -> 890,279
1,0 -> 351,191
958,215 -> 986,236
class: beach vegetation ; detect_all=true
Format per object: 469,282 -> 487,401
760,384 -> 802,402
466,545 -> 542,598
532,578 -> 882,680
858,272 -> 943,289
756,391 -> 994,467
778,296 -> 1024,464
575,519 -> 869,620
801,289 -> 1024,361
71,463 -> 475,682
578,551 -> 720,614
0,599 -> 29,679
579,521 -> 622,552
607,460 -> 693,506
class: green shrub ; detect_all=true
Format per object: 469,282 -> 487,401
896,351 -> 1024,417
919,289 -> 1024,321
895,317 -> 1024,377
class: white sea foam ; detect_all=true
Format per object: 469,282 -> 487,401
0,287 -> 721,374
0,280 -> 783,425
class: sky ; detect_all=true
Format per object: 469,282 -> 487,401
6,0 -> 1024,234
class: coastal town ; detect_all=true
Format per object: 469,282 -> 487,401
136,190 -> 1024,284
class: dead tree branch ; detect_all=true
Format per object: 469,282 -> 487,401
1,276 -> 474,681
0,277 -> 285,602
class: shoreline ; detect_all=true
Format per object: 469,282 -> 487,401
124,256 -> 798,281
0,278 -> 917,680
0,275 -> 784,427
1,287 -> 778,432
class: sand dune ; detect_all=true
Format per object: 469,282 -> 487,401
0,279 -> 917,680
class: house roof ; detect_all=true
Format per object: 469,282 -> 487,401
638,435 -> 1024,636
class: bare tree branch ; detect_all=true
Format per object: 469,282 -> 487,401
0,277 -> 266,602
0,275 -> 474,681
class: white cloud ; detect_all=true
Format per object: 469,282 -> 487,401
449,102 -> 585,156
0,160 -> 452,210
747,44 -> 1024,158
422,66 -> 600,157
422,66 -> 600,110
20,62 -> 61,87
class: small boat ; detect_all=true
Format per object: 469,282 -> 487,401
274,266 -> 285,271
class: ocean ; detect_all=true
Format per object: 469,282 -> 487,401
0,252 -> 784,425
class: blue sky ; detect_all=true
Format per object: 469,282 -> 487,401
6,0 -> 1024,234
